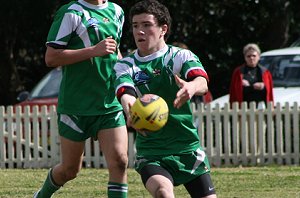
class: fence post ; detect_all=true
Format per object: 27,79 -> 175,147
248,102 -> 256,165
15,106 -> 23,168
0,106 -> 6,168
49,106 -> 60,167
266,102 -> 274,164
292,102 -> 299,164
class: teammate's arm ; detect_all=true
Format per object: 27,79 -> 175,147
45,37 -> 117,67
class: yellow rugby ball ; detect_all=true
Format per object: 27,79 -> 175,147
130,94 -> 169,131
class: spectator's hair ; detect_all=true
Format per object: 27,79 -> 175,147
243,43 -> 261,55
129,0 -> 172,41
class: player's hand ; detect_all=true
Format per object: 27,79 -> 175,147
121,95 -> 135,126
94,36 -> 117,57
126,103 -> 149,137
126,111 -> 149,137
120,94 -> 148,136
173,75 -> 195,109
126,107 -> 149,137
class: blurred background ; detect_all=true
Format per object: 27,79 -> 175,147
1,0 -> 300,105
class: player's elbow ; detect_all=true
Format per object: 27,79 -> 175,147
45,47 -> 61,67
45,56 -> 57,67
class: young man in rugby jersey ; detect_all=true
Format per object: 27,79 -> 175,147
113,0 -> 217,197
34,0 -> 128,197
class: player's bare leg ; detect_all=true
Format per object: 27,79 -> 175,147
34,136 -> 85,198
51,137 -> 85,185
98,125 -> 128,197
145,175 -> 175,198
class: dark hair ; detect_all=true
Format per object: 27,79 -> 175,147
129,0 -> 172,41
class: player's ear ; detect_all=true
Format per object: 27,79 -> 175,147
160,24 -> 168,36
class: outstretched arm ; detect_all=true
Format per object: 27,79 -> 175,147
173,75 -> 208,109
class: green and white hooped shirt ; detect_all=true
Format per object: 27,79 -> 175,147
114,45 -> 209,156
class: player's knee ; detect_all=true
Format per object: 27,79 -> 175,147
117,152 -> 128,170
62,167 -> 80,181
111,152 -> 128,171
155,187 -> 173,198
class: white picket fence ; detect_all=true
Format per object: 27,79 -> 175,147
193,102 -> 300,167
0,102 -> 299,169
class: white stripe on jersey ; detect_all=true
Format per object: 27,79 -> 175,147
54,12 -> 92,48
114,59 -> 135,79
173,49 -> 199,76
191,148 -> 206,174
113,3 -> 124,39
134,45 -> 168,62
114,111 -> 123,121
60,114 -> 83,133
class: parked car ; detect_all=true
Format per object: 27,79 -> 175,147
16,66 -> 212,108
210,47 -> 300,108
290,38 -> 300,47
15,67 -> 62,109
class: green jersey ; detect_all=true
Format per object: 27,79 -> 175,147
47,0 -> 124,115
114,45 -> 209,156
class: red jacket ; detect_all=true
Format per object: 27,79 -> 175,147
229,64 -> 274,106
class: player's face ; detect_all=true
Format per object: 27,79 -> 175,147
244,50 -> 260,67
132,13 -> 167,57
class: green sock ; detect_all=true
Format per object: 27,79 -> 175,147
37,169 -> 60,198
107,182 -> 128,198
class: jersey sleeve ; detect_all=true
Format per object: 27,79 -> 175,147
173,49 -> 209,82
46,5 -> 81,48
113,58 -> 136,99
112,3 -> 124,46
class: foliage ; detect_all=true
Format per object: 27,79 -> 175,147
1,0 -> 300,105
0,167 -> 300,197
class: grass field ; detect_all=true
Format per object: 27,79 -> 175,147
0,166 -> 299,197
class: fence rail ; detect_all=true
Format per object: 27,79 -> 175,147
0,102 -> 299,169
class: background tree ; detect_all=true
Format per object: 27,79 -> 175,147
1,0 -> 299,105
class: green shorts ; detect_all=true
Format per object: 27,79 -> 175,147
57,111 -> 126,142
135,148 -> 211,186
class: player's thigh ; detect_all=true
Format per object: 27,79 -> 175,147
60,136 -> 85,168
98,126 -> 128,160
184,173 -> 216,198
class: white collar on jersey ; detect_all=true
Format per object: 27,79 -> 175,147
79,0 -> 108,10
134,45 -> 168,62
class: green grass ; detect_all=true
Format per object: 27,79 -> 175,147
0,166 -> 300,197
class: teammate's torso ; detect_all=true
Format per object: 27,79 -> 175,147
47,1 -> 124,115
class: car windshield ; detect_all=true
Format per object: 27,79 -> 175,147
30,67 -> 62,99
259,54 -> 300,87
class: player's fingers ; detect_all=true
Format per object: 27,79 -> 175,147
173,97 -> 182,109
176,87 -> 185,97
175,75 -> 184,88
174,92 -> 189,108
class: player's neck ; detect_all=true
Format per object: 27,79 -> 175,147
138,42 -> 166,57
84,0 -> 107,5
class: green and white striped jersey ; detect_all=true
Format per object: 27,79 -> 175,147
114,45 -> 208,156
47,0 -> 124,115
